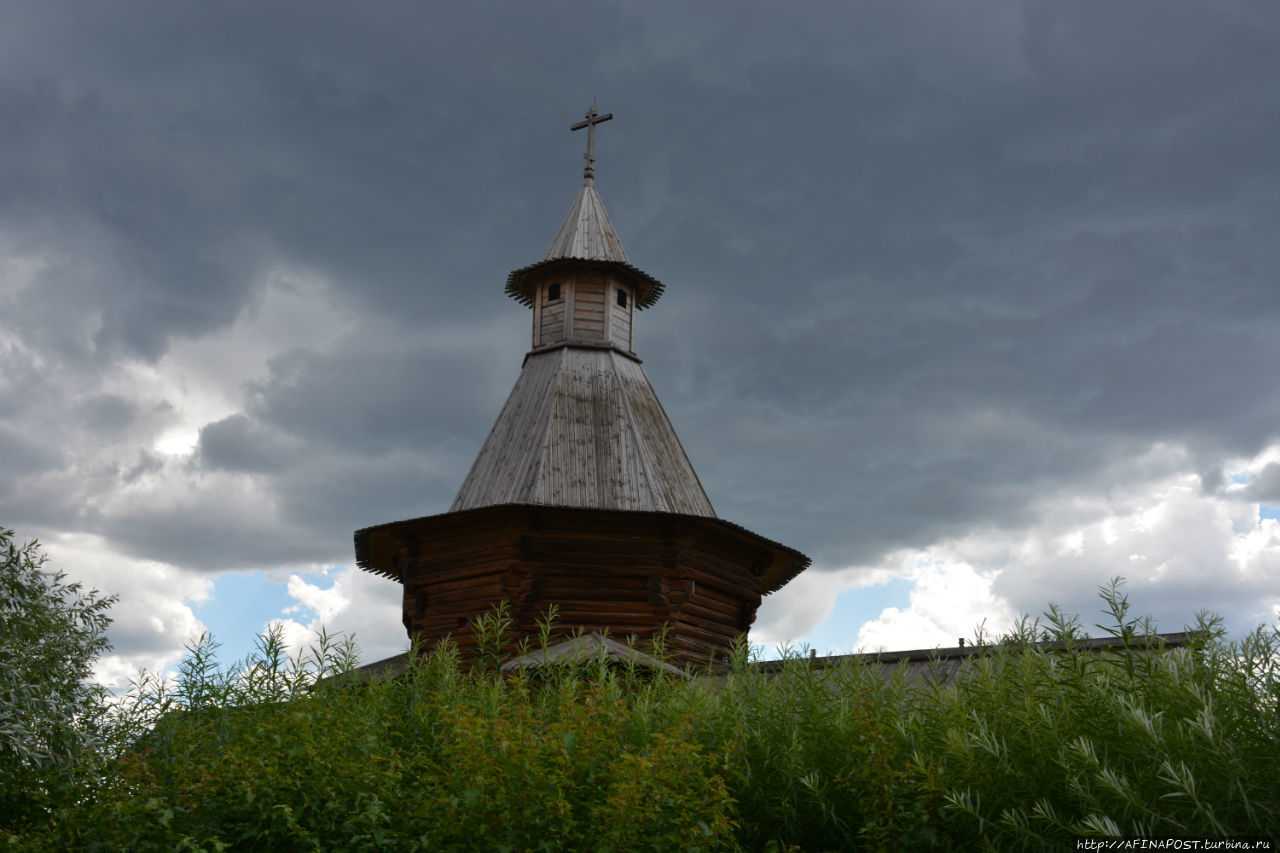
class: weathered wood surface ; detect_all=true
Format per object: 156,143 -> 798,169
609,295 -> 632,351
531,275 -> 634,352
572,280 -> 606,340
356,505 -> 809,669
544,183 -> 629,264
451,346 -> 717,517
538,298 -> 564,345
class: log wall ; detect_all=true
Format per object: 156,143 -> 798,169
393,507 -> 777,668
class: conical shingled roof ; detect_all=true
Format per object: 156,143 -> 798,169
545,183 -> 629,262
505,183 -> 665,309
450,346 -> 716,517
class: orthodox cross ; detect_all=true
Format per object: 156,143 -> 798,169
571,104 -> 613,184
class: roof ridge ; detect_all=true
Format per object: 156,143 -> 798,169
608,348 -> 662,511
526,346 -> 563,504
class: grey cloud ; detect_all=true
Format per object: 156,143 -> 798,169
98,496 -> 321,574
0,423 -> 63,479
273,453 -> 462,539
244,334 -> 522,460
121,452 -> 164,485
75,394 -> 139,435
198,414 -> 302,474
0,1 -> 1277,652
1243,463 -> 1280,504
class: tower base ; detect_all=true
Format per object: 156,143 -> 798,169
355,504 -> 808,669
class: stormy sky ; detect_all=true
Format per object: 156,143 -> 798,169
2,1 -> 1278,683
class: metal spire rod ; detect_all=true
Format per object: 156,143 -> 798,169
570,103 -> 612,185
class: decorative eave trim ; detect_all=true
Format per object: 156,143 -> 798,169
505,258 -> 665,309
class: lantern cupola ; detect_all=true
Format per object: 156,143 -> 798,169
505,106 -> 664,355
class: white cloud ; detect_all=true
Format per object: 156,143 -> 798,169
751,567 -> 860,648
32,436 -> 1280,687
855,559 -> 1016,652
276,566 -> 405,666
284,569 -> 348,624
751,564 -> 903,651
37,531 -> 213,690
773,443 -> 1280,657
94,269 -> 356,462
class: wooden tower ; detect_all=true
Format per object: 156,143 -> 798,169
355,107 -> 809,668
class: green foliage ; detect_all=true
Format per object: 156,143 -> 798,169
677,641 -> 943,850
5,579 -> 1280,851
36,629 -> 735,852
0,528 -> 116,831
905,580 -> 1280,848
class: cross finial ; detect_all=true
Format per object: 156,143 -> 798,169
570,103 -> 613,185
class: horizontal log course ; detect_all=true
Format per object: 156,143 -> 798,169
684,540 -> 771,574
669,617 -> 741,647
522,532 -> 675,550
411,555 -> 520,581
414,587 -> 508,610
534,587 -> 652,604
520,552 -> 676,569
686,564 -> 764,592
538,599 -> 660,617
411,532 -> 522,557
678,596 -> 747,626
367,504 -> 807,670
413,569 -> 513,592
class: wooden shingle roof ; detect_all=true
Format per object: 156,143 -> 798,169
546,183 -> 628,263
505,183 -> 665,309
451,345 -> 715,516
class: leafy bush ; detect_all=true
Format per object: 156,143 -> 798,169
0,528 -> 116,832
36,629 -> 734,852
905,582 -> 1280,847
5,577 -> 1279,851
678,644 -> 943,850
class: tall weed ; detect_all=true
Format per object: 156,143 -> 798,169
9,585 -> 1279,850
906,581 -> 1279,847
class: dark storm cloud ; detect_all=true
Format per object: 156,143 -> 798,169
197,414 -> 301,474
0,424 -> 62,478
74,394 -> 140,436
272,453 -> 464,540
242,331 -> 523,460
96,491 -> 318,573
0,2 -> 568,364
1,0 -> 1278,600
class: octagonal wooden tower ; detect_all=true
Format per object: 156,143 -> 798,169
355,107 -> 808,668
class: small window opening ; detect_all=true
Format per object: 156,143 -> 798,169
547,282 -> 561,302
616,288 -> 628,308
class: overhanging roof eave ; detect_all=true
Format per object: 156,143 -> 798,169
505,258 -> 665,309
354,503 -> 808,592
